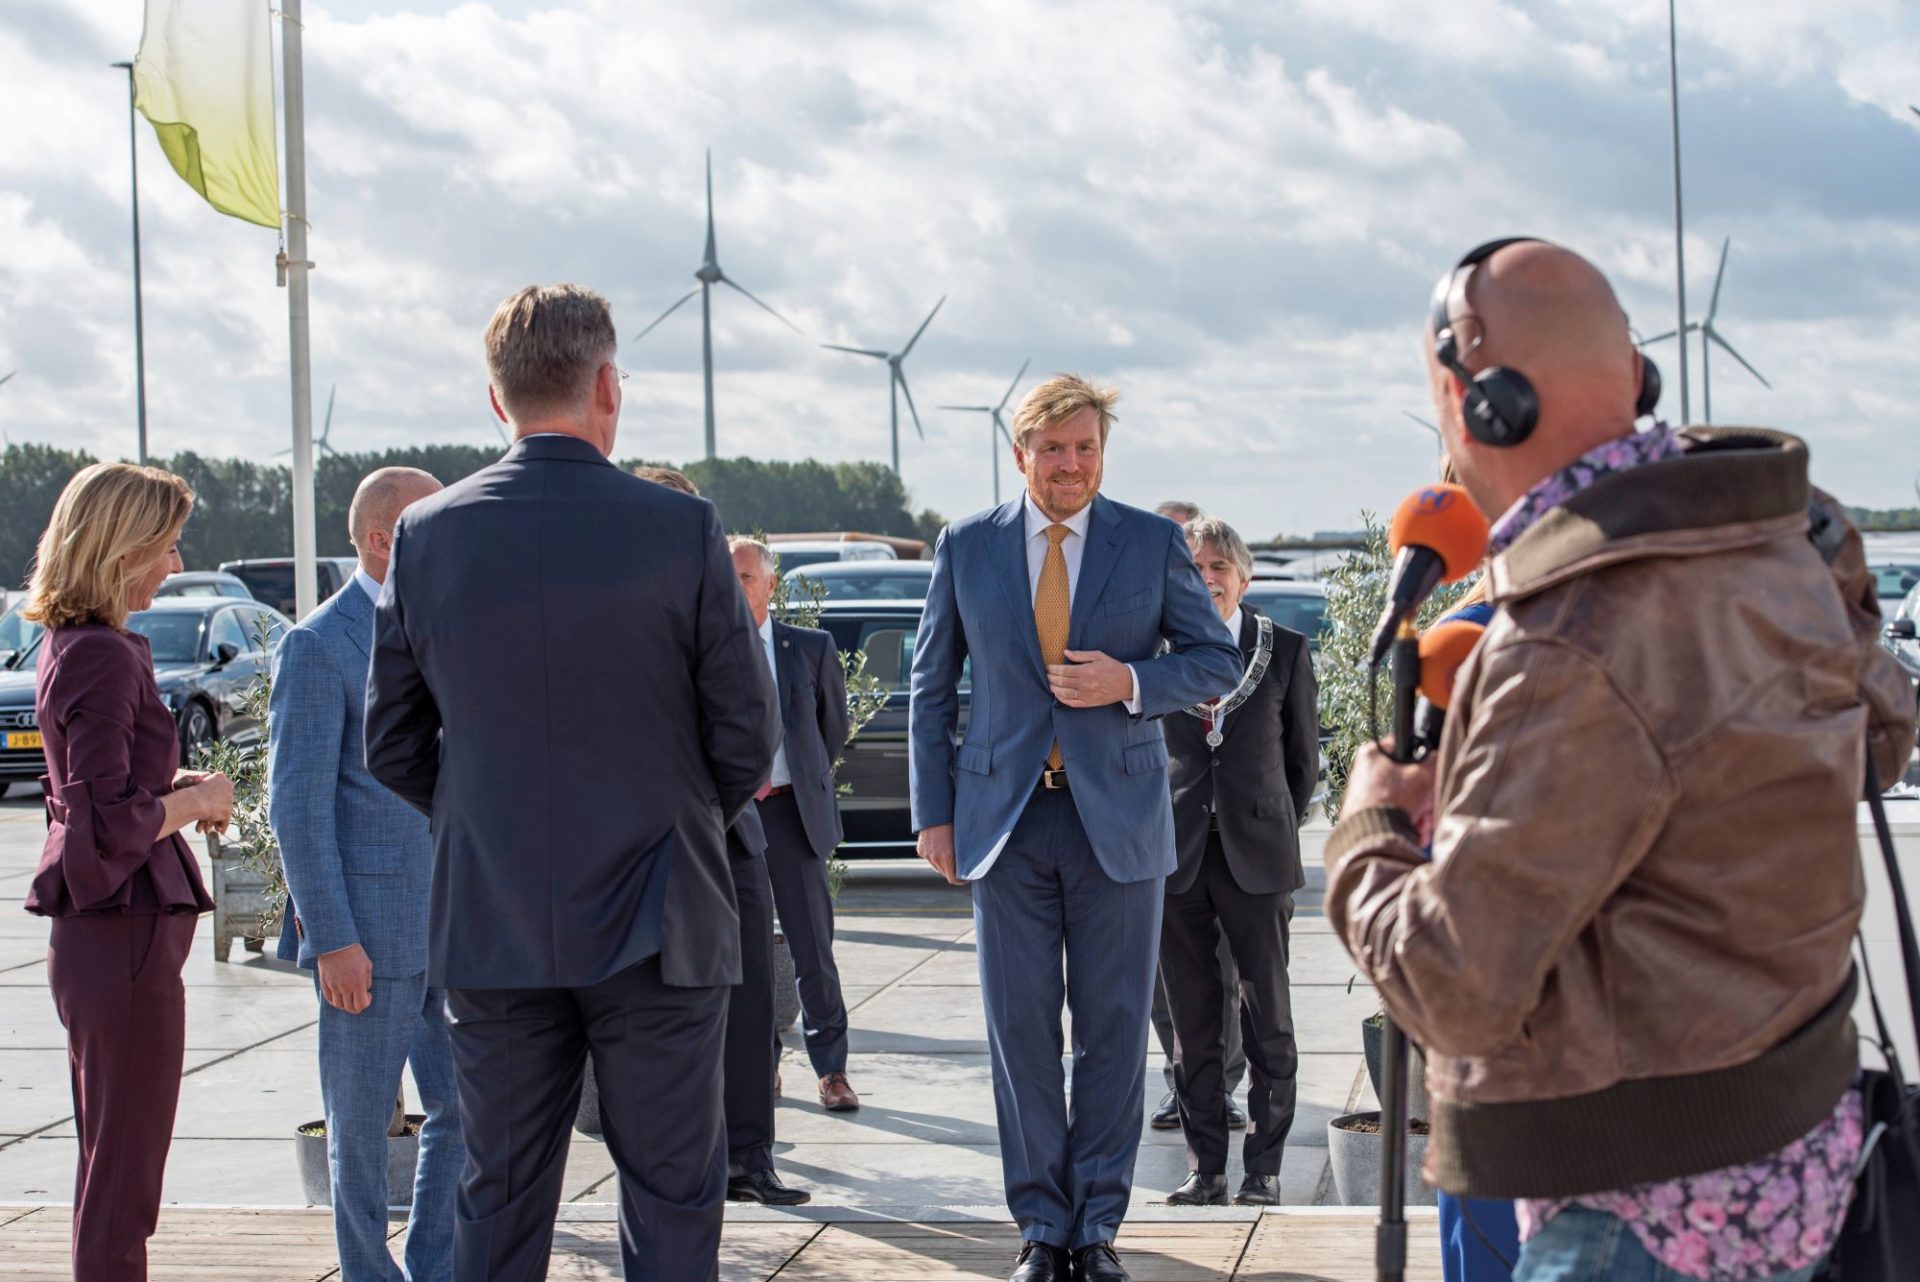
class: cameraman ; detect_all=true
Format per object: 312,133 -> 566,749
1330,239 -> 1914,1282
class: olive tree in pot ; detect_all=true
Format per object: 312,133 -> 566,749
1319,514 -> 1464,1207
195,642 -> 426,1205
575,567 -> 890,1137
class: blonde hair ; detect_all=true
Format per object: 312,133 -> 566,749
484,283 -> 617,423
24,463 -> 195,630
634,465 -> 699,497
1010,374 -> 1119,451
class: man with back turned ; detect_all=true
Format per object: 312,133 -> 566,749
1330,239 -> 1914,1282
365,284 -> 778,1282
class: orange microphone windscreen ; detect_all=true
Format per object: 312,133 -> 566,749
1387,484 -> 1490,584
1418,620 -> 1487,710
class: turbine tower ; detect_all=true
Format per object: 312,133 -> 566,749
823,297 -> 944,475
278,384 -> 338,457
634,150 -> 799,459
940,358 -> 1029,504
1639,237 -> 1769,424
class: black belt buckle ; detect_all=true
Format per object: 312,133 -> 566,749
1041,768 -> 1069,791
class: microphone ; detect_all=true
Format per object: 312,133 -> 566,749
1414,619 -> 1487,753
1367,484 -> 1490,667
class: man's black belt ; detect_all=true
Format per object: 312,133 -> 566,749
1039,768 -> 1069,791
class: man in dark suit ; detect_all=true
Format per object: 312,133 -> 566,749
728,537 -> 857,1112
1159,515 -> 1318,1209
365,284 -> 778,1282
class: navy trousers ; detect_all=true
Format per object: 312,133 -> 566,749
760,793 -> 849,1078
973,787 -> 1164,1251
724,844 -> 778,1175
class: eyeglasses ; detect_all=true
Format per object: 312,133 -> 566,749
615,365 -> 629,382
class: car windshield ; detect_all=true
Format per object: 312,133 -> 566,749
792,571 -> 931,601
773,549 -> 845,572
1241,588 -> 1330,646
128,612 -> 206,664
1873,563 -> 1920,601
0,601 -> 42,655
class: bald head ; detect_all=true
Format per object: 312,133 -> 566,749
349,467 -> 442,583
1427,241 -> 1648,517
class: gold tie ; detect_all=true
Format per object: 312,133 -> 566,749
1035,523 -> 1071,771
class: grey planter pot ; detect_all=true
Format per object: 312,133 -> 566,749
773,927 -> 800,1034
208,836 -> 274,963
576,1062 -> 605,1139
1327,1110 -> 1436,1207
1361,1019 -> 1430,1123
294,1117 -> 423,1208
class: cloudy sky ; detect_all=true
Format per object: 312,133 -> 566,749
3,0 -> 1917,539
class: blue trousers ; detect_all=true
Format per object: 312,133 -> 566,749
1515,1207 -> 1823,1282
1439,1193 -> 1519,1282
316,971 -> 462,1282
973,787 -> 1164,1251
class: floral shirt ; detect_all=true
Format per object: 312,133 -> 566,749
1494,421 -> 1863,1281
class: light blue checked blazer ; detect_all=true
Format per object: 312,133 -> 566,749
270,578 -> 432,977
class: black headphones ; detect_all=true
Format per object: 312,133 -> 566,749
1430,237 -> 1661,448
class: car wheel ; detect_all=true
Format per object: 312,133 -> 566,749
0,782 -> 10,800
180,703 -> 216,766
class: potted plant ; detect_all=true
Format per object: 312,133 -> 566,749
194,635 -> 424,1204
1319,514 -> 1465,1207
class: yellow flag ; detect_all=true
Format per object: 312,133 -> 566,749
133,0 -> 280,229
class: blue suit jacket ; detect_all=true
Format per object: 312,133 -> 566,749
908,495 -> 1242,883
270,580 -> 433,977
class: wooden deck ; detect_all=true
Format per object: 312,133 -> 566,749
0,1206 -> 1440,1280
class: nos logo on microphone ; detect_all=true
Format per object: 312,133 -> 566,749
1416,487 -> 1458,514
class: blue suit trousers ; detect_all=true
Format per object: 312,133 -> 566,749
973,787 -> 1164,1250
317,972 -> 462,1282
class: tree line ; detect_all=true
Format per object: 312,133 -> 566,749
0,443 -> 948,588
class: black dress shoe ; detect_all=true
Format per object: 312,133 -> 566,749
1149,1090 -> 1181,1129
1010,1240 -> 1069,1282
1166,1171 -> 1229,1206
1072,1242 -> 1131,1281
1225,1099 -> 1247,1130
1234,1172 -> 1282,1205
726,1169 -> 812,1205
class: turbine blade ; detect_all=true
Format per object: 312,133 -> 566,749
995,414 -> 1017,449
1401,411 -> 1439,432
1706,237 -> 1730,324
895,368 -> 925,439
938,405 -> 992,412
1704,326 -> 1771,389
703,147 -> 717,267
322,384 -> 336,440
822,343 -> 889,359
901,296 -> 945,358
0,372 -> 14,389
634,287 -> 701,341
996,358 -> 1031,413
1638,322 -> 1699,346
718,275 -> 801,333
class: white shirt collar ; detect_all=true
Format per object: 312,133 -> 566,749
1022,492 -> 1093,542
757,613 -> 774,645
353,568 -> 382,604
1223,605 -> 1243,640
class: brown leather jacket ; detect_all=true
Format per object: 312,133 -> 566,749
1325,428 -> 1916,1198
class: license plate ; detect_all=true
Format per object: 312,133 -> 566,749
5,731 -> 41,750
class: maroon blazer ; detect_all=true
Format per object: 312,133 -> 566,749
25,625 -> 212,918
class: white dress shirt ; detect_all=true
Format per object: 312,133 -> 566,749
968,496 -> 1143,879
353,567 -> 382,606
757,615 -> 791,788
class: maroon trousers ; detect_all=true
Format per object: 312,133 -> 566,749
46,911 -> 196,1282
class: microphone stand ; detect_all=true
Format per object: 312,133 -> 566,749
1376,620 -> 1421,1282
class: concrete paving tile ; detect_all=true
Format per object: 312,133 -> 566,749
773,1053 -> 999,1146
0,939 -> 46,973
844,986 -> 988,1053
896,946 -> 983,987
0,1048 -> 231,1135
44,1048 -> 323,1141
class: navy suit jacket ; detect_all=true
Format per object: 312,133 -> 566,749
908,494 -> 1242,882
770,619 -> 850,858
269,581 -> 433,977
364,435 -> 779,990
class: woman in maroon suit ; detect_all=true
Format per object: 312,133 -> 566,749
22,463 -> 235,1281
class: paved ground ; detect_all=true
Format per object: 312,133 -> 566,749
0,783 -> 1377,1212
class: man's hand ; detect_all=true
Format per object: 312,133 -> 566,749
1048,650 -> 1134,708
1344,743 -> 1438,841
317,944 -> 374,1015
916,824 -> 964,887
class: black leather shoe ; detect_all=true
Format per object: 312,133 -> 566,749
1149,1090 -> 1181,1129
726,1169 -> 812,1205
1225,1099 -> 1247,1130
1072,1242 -> 1131,1281
1166,1171 -> 1229,1206
1234,1172 -> 1282,1205
1010,1240 -> 1068,1282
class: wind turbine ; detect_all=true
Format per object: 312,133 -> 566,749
940,358 -> 1029,505
1639,237 -> 1769,423
278,384 -> 338,457
823,297 -> 944,475
0,372 -> 14,389
1403,411 -> 1443,460
634,150 -> 799,460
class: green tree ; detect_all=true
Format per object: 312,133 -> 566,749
0,443 -> 99,587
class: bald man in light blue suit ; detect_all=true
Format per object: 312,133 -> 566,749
908,377 -> 1239,1282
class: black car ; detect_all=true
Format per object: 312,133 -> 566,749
219,556 -> 358,619
0,598 -> 291,793
814,602 -> 969,856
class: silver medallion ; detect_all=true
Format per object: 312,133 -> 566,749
1206,728 -> 1224,748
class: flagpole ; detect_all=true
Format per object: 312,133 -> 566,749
278,0 -> 317,619
111,60 -> 150,465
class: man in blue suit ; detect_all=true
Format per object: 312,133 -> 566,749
909,375 -> 1241,1282
271,465 -> 460,1282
